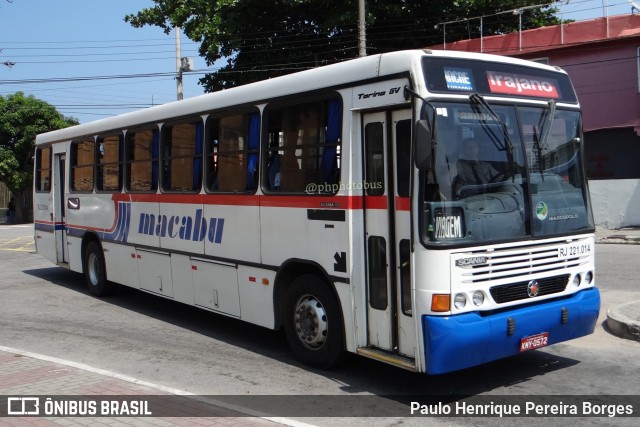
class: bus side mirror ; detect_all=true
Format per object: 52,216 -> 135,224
415,120 -> 433,169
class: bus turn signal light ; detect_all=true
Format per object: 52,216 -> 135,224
431,294 -> 450,312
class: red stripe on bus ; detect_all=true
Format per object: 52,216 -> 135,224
364,196 -> 387,210
111,193 -> 366,209
259,195 -> 363,209
395,197 -> 410,211
43,192 -> 409,235
106,193 -> 410,213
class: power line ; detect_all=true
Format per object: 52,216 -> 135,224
0,71 -> 179,85
11,56 -> 187,65
2,1 -> 633,120
4,50 -> 633,101
2,2 -> 630,68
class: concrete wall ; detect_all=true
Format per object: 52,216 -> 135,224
589,179 -> 640,229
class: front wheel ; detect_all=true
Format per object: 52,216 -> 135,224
83,241 -> 110,297
284,274 -> 345,369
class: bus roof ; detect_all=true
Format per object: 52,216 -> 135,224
35,49 -> 567,146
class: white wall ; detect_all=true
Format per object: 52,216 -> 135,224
589,179 -> 640,229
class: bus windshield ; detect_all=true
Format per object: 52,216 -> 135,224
419,100 -> 594,246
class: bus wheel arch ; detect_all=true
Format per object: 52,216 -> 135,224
275,261 -> 346,368
81,235 -> 110,297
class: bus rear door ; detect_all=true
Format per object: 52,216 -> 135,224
53,151 -> 68,265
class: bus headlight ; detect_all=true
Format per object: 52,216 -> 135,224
472,291 -> 485,306
454,293 -> 466,309
572,274 -> 581,287
584,271 -> 593,285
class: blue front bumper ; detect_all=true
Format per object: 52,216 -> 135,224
422,287 -> 600,375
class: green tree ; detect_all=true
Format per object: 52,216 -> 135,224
0,92 -> 78,223
125,0 -> 560,92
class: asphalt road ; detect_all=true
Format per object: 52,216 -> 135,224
1,224 -> 639,426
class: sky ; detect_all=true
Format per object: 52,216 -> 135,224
0,0 -> 636,124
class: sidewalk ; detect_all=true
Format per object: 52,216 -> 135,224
0,347 -> 293,426
596,227 -> 640,342
595,226 -> 640,244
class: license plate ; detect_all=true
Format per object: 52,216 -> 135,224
558,241 -> 592,259
520,332 -> 549,352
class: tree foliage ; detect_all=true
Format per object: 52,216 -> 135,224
0,92 -> 78,194
125,0 -> 559,92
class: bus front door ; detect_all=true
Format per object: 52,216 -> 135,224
53,153 -> 68,265
362,109 -> 415,361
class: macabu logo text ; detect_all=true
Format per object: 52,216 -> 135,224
137,209 -> 224,244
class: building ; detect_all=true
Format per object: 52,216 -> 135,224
430,13 -> 640,228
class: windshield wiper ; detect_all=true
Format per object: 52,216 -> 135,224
469,93 -> 516,179
538,99 -> 556,154
538,99 -> 557,151
532,99 -> 557,177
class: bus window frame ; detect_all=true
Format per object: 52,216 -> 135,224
35,145 -> 53,193
160,117 -> 205,194
261,93 -> 343,196
96,132 -> 124,194
70,137 -> 97,194
125,126 -> 160,194
203,107 -> 261,195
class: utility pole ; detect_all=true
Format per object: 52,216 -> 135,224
175,26 -> 183,101
358,0 -> 366,57
514,9 -> 523,51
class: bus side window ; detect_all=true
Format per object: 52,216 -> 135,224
70,139 -> 95,192
35,146 -> 52,192
205,112 -> 258,193
161,120 -> 203,192
264,97 -> 342,194
126,128 -> 158,193
97,134 -> 123,192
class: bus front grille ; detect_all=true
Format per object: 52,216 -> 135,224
489,274 -> 570,303
452,237 -> 593,286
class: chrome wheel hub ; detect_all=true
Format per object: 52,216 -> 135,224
293,294 -> 328,350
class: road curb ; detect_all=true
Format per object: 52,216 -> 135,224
606,301 -> 640,342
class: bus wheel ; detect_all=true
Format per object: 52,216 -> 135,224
284,274 -> 345,369
83,241 -> 110,297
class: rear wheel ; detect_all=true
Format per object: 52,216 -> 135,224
83,241 -> 110,296
284,274 -> 345,369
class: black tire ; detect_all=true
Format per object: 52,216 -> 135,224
284,274 -> 345,369
83,241 -> 110,297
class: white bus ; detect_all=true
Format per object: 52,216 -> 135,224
34,50 -> 600,374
